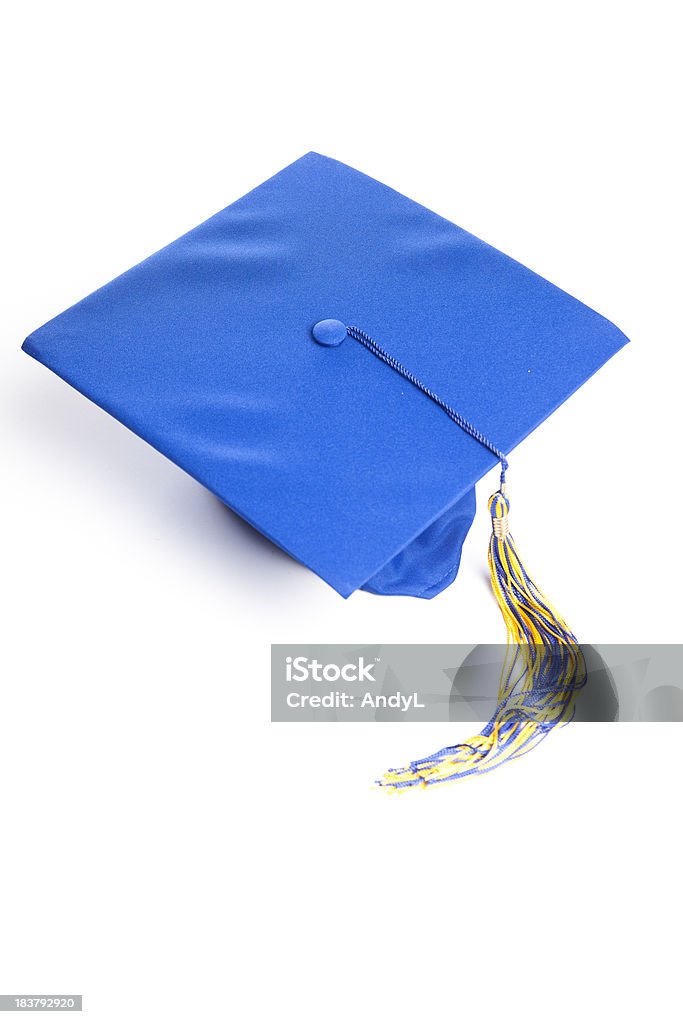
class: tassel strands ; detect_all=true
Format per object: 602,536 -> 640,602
378,486 -> 586,790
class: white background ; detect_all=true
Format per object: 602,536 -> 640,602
1,2 -> 681,1021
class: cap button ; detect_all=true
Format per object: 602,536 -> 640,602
312,319 -> 347,347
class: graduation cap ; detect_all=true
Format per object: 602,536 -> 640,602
23,152 -> 628,788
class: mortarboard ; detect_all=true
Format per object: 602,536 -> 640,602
22,152 -> 628,787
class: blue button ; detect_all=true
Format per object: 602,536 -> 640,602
312,319 -> 347,347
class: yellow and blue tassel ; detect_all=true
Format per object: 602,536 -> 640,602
378,481 -> 586,790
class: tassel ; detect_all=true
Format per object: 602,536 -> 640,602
378,481 -> 586,790
340,326 -> 586,790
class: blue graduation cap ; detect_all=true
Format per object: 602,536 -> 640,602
23,152 -> 628,787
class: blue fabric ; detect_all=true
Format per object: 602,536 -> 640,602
363,488 -> 476,598
22,153 -> 628,598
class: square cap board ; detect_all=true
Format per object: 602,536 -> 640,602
23,153 -> 628,598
